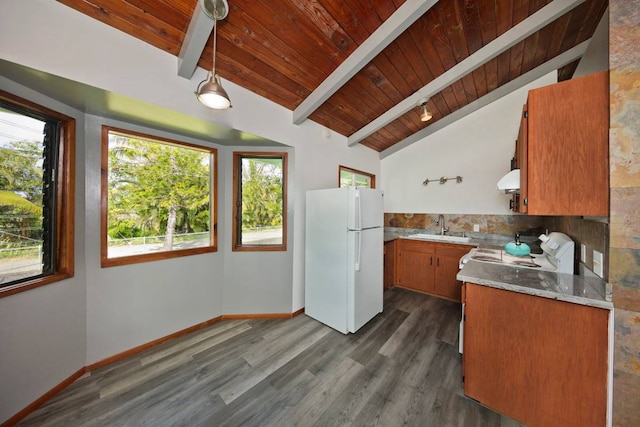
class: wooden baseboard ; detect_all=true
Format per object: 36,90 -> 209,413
222,310 -> 304,320
6,309 -> 305,425
86,315 -> 224,371
393,285 -> 462,303
1,367 -> 85,427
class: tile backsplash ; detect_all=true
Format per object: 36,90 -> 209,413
384,213 -> 546,236
385,212 -> 609,279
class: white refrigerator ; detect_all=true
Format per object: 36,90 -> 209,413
305,187 -> 384,334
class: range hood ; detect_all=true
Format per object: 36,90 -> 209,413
497,169 -> 520,193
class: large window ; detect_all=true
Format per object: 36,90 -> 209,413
339,165 -> 375,188
101,127 -> 217,267
233,152 -> 287,251
0,91 -> 74,296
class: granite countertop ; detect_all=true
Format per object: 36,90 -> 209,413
457,260 -> 613,310
385,227 -> 612,310
384,227 -> 517,248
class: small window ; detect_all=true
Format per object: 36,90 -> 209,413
233,152 -> 287,251
101,127 -> 217,267
0,91 -> 74,296
339,165 -> 375,188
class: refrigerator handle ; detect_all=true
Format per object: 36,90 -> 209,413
355,188 -> 361,230
355,230 -> 361,271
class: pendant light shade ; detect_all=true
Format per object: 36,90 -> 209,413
195,0 -> 231,109
196,74 -> 231,109
420,101 -> 432,122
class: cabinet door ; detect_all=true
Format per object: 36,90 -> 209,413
526,71 -> 608,216
396,240 -> 434,292
464,283 -> 608,427
517,104 -> 528,213
434,244 -> 473,301
434,254 -> 463,301
383,240 -> 396,289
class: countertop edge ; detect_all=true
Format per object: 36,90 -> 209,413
458,262 -> 613,310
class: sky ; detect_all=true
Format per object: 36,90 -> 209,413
0,108 -> 44,147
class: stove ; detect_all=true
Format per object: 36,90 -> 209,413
457,232 -> 575,355
459,232 -> 575,274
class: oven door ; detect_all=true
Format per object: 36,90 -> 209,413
459,302 -> 464,354
458,251 -> 473,354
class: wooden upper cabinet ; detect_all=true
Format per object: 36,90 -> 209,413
519,71 -> 609,216
516,104 -> 528,214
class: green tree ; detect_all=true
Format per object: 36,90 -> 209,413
0,140 -> 43,203
108,135 -> 210,250
0,140 -> 44,242
240,158 -> 283,229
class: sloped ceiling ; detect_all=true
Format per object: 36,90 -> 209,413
56,0 -> 607,154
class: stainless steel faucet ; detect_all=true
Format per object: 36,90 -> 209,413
436,214 -> 449,235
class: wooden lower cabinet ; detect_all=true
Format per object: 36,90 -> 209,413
383,240 -> 396,289
396,239 -> 435,293
396,239 -> 472,301
463,283 -> 609,427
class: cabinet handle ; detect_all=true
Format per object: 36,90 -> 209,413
430,256 -> 433,266
437,257 -> 440,267
509,199 -> 514,210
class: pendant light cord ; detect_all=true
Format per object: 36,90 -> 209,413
212,3 -> 218,76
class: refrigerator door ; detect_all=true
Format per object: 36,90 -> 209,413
347,187 -> 383,231
347,227 -> 383,333
305,188 -> 349,333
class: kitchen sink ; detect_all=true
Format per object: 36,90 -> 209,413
405,233 -> 472,243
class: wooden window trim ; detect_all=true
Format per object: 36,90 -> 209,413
100,126 -> 217,268
0,90 -> 75,298
338,165 -> 376,188
232,152 -> 287,252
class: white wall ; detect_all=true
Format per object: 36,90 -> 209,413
82,115 -> 227,364
0,78 -> 87,424
574,9 -> 609,78
220,147 -> 294,314
381,72 -> 557,215
0,2 -> 380,422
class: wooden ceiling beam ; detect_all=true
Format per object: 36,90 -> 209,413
349,0 -> 587,147
292,0 -> 439,126
177,1 -> 214,79
380,38 -> 590,158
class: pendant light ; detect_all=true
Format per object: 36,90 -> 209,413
418,97 -> 432,122
195,0 -> 231,109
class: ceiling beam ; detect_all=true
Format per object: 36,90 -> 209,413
177,2 -> 214,79
292,0 -> 439,125
379,39 -> 591,159
349,0 -> 587,147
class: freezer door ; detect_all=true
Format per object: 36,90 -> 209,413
347,187 -> 383,230
347,227 -> 383,333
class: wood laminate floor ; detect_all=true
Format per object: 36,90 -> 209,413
18,288 -> 522,427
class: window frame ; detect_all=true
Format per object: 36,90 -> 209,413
232,151 -> 288,252
0,90 -> 75,298
338,165 -> 376,189
101,126 -> 217,267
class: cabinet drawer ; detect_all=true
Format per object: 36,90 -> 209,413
398,239 -> 435,253
436,244 -> 474,257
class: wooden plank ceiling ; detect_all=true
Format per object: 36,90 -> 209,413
56,0 -> 607,153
